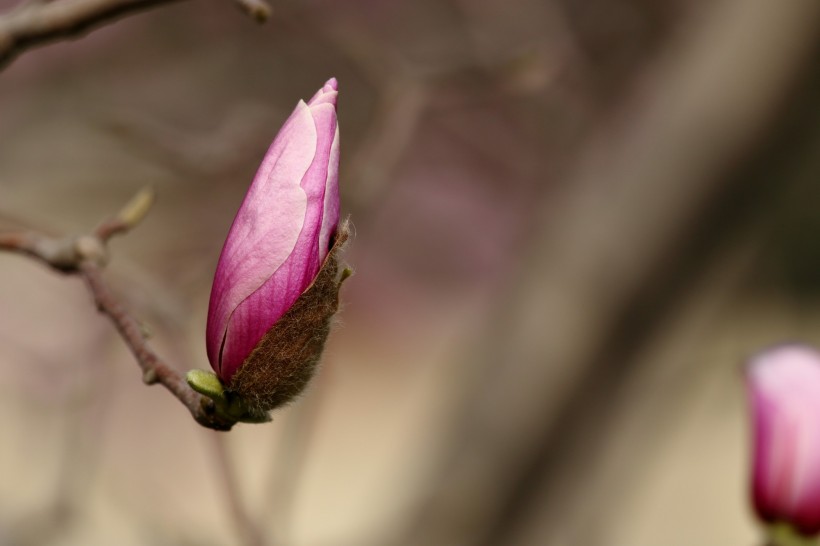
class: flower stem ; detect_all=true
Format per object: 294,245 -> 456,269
767,523 -> 819,546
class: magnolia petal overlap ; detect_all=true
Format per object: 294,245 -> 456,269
206,79 -> 340,383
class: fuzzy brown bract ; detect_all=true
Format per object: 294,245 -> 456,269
226,220 -> 350,415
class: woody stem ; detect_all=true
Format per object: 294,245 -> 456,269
0,188 -> 236,431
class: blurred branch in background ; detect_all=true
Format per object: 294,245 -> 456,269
397,0 -> 820,544
210,433 -> 268,546
4,326 -> 115,544
0,0 -> 270,70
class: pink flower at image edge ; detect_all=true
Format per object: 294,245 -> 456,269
747,344 -> 820,536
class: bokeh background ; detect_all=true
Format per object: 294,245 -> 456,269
1,0 -> 820,544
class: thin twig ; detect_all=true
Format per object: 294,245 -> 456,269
0,188 -> 236,431
210,433 -> 268,546
0,0 -> 271,71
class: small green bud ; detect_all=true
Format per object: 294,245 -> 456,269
186,369 -> 272,423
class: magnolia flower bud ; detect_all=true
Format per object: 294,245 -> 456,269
747,344 -> 820,538
200,78 -> 349,417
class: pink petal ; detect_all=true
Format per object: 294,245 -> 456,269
206,79 -> 341,382
319,123 -> 340,259
748,344 -> 820,534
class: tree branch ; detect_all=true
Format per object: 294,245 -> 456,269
0,188 -> 236,431
396,0 -> 820,543
0,0 -> 271,71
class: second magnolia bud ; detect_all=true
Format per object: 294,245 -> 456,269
747,344 -> 820,539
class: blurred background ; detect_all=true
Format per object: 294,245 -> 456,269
1,0 -> 820,544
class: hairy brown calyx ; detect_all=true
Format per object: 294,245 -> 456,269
226,220 -> 351,415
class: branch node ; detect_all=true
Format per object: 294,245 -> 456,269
117,186 -> 155,231
234,0 -> 272,22
74,235 -> 108,266
138,320 -> 152,339
142,368 -> 159,385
